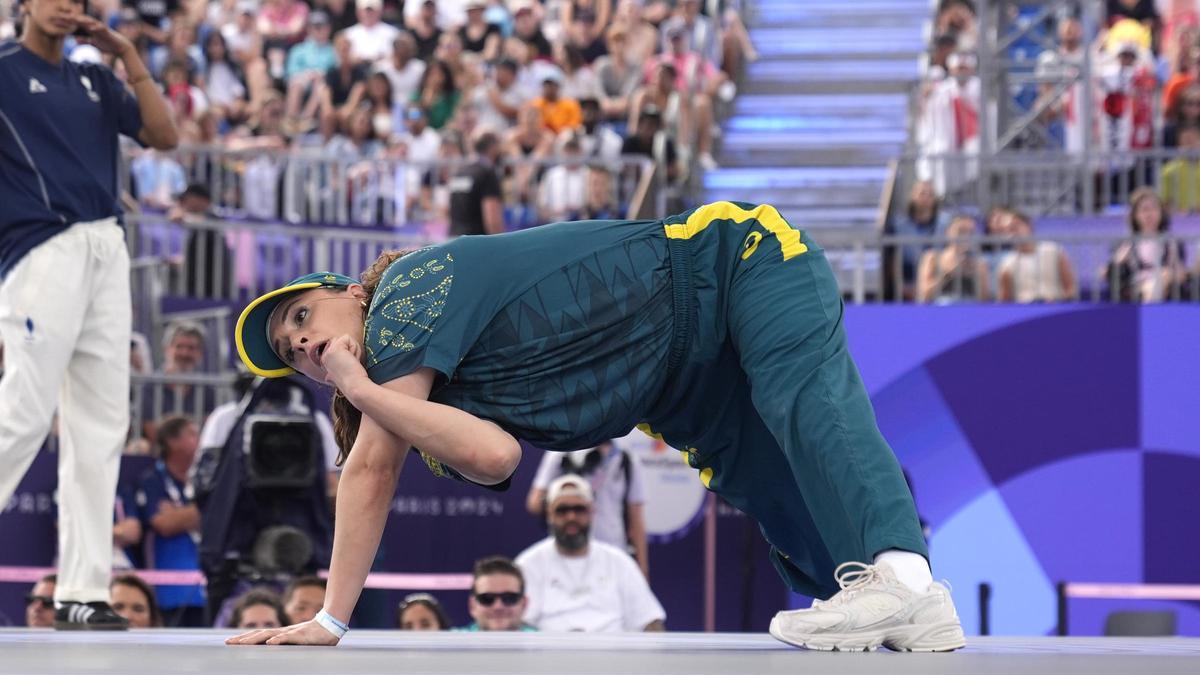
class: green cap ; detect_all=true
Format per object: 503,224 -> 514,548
235,272 -> 359,377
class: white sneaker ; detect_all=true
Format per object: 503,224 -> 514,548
768,562 -> 966,652
697,152 -> 718,170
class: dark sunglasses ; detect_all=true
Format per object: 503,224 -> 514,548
26,595 -> 53,609
553,504 -> 589,516
474,592 -> 523,607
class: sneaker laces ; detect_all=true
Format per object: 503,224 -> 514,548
822,562 -> 885,606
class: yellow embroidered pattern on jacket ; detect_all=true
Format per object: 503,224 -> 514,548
365,252 -> 454,366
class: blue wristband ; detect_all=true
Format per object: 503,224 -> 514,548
314,609 -> 349,639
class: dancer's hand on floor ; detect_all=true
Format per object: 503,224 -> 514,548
225,620 -> 340,646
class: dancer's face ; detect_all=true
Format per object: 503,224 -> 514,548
268,286 -> 366,383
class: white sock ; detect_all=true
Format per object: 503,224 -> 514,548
873,549 -> 933,594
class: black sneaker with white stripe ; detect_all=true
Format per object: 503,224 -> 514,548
54,601 -> 129,631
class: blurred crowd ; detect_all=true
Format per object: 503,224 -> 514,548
887,0 -> 1200,303
0,0 -> 756,228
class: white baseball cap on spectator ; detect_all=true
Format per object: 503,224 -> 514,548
465,0 -> 488,10
546,474 -> 594,507
512,0 -> 537,16
236,0 -> 256,15
359,0 -> 383,10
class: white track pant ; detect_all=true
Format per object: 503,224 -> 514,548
0,219 -> 130,604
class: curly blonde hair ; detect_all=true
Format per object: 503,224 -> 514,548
330,249 -> 411,465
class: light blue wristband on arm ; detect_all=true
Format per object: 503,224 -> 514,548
314,609 -> 349,639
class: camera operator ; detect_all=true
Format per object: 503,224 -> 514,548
192,373 -> 335,621
197,369 -> 342,502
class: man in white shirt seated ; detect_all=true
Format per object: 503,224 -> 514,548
345,0 -> 401,65
515,475 -> 666,632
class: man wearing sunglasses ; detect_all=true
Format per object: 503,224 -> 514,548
516,475 -> 665,632
24,573 -> 56,628
461,556 -> 535,632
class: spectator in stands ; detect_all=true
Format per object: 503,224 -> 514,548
231,588 -> 288,629
622,105 -> 679,183
258,0 -> 310,50
651,24 -> 724,169
419,131 -> 465,228
660,0 -> 718,66
408,0 -> 444,61
398,593 -> 451,630
460,0 -> 502,61
412,59 -> 461,129
126,0 -> 174,46
149,22 -> 203,81
462,556 -> 535,631
516,475 -> 666,632
284,11 -> 337,123
171,184 -> 234,301
24,574 -> 56,628
223,0 -> 272,112
345,0 -> 400,65
320,33 -> 368,120
997,212 -> 1077,303
917,214 -> 991,303
527,440 -> 649,577
449,130 -> 505,235
162,58 -> 209,126
628,62 -> 685,149
1162,25 -> 1200,120
202,31 -> 248,125
918,51 -> 980,197
506,103 -> 556,203
538,137 -> 589,221
594,26 -> 641,122
564,97 -> 622,160
928,33 -> 958,81
130,147 -> 187,209
1161,125 -> 1200,212
558,43 -> 602,103
1164,83 -> 1200,147
474,58 -> 528,131
378,33 -> 427,119
282,576 -> 327,625
110,574 -> 163,628
1107,0 -> 1160,44
435,31 -> 468,90
563,3 -> 608,64
394,105 -> 443,211
136,415 -> 206,627
532,73 -> 582,134
1107,187 -> 1189,301
936,0 -> 977,51
612,0 -> 660,68
1035,17 -> 1085,153
141,321 -> 211,439
582,166 -> 620,219
361,72 -> 398,140
512,0 -> 553,60
884,180 -> 951,302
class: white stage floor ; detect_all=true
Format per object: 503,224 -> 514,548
1,630 -> 1198,674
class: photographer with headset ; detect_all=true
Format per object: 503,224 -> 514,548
526,439 -> 649,579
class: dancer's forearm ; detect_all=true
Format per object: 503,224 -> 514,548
343,376 -> 521,485
322,435 -> 404,624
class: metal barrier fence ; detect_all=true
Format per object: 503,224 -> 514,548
122,147 -> 661,227
898,149 -> 1200,218
127,212 -> 433,304
817,232 -> 1200,304
129,372 -> 239,448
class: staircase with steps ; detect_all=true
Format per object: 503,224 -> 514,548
705,0 -> 931,233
